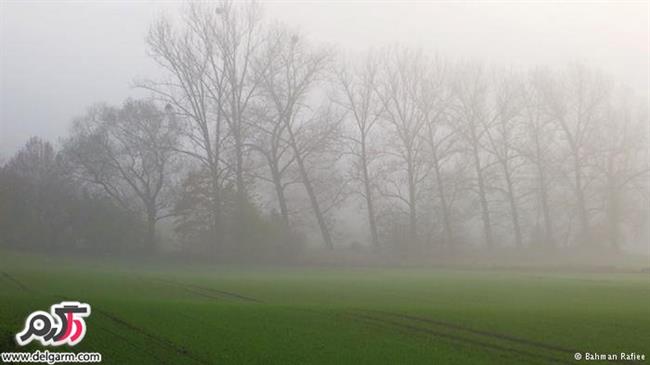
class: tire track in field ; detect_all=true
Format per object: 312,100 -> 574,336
0,271 -> 29,291
0,274 -> 200,364
348,312 -> 573,365
52,294 -> 212,365
375,311 -> 637,364
151,277 -> 263,303
350,311 -> 629,365
374,310 -> 579,354
3,272 -> 253,364
91,307 -> 211,365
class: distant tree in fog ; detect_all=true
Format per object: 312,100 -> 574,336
375,48 -> 431,247
256,26 -> 338,249
480,72 -> 527,248
415,59 -> 458,249
0,137 -> 143,254
143,1 -> 286,253
538,65 -> 611,245
64,99 -> 180,250
142,4 -> 228,252
592,91 -> 649,248
519,70 -> 559,248
0,138 -> 64,249
449,64 -> 496,248
335,53 -> 383,248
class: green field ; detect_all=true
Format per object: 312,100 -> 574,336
1,251 -> 648,364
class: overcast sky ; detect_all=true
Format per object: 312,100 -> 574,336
1,1 -> 648,158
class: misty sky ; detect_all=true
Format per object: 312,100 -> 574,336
1,1 -> 648,158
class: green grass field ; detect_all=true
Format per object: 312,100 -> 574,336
0,251 -> 648,364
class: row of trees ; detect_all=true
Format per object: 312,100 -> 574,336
336,51 -> 648,252
1,1 -> 647,258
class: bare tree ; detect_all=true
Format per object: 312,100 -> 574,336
142,6 -> 228,251
143,1 -> 268,250
481,72 -> 527,248
520,69 -> 559,248
64,99 -> 179,250
593,91 -> 649,248
540,65 -> 611,244
415,59 -> 459,248
245,101 -> 296,228
212,0 -> 266,205
375,48 -> 430,246
450,64 -> 495,248
256,27 -> 336,249
335,53 -> 383,248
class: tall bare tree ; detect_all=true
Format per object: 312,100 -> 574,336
481,72 -> 527,248
415,59 -> 458,248
142,6 -> 227,251
375,48 -> 430,246
540,65 -> 611,244
246,101 -> 296,228
450,64 -> 495,248
593,91 -> 649,248
257,27 -> 336,249
520,69 -> 559,248
212,0 -> 266,205
335,53 -> 383,248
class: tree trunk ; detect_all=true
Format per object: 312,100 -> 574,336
503,169 -> 523,248
606,157 -> 620,249
233,127 -> 246,247
286,127 -> 334,249
472,144 -> 493,248
534,135 -> 554,247
406,149 -> 418,246
607,186 -> 620,249
538,168 -> 554,248
145,206 -> 157,252
270,160 -> 290,228
234,131 -> 246,201
573,153 -> 589,244
431,143 -> 453,248
209,164 -> 222,256
360,138 -> 379,248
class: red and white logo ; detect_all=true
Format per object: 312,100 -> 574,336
16,302 -> 91,347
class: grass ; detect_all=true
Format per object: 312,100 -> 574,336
0,251 -> 648,364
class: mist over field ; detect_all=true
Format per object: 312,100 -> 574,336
1,0 -> 648,266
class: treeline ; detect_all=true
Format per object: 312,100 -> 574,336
0,137 -> 145,255
1,1 -> 647,260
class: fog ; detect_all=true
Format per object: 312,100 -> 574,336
0,1 -> 648,266
2,1 -> 647,157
